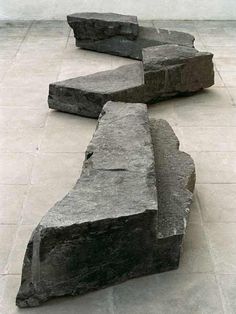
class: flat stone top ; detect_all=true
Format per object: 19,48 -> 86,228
143,44 -> 213,70
68,12 -> 138,24
41,102 -> 157,228
51,63 -> 144,94
155,28 -> 194,47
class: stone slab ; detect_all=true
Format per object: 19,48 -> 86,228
143,44 -> 214,96
150,119 -> 196,272
16,102 -> 195,307
48,45 -> 214,118
48,63 -> 146,118
67,12 -> 139,41
16,102 -> 158,307
75,26 -> 195,60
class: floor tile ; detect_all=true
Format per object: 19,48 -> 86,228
6,225 -> 36,274
2,70 -> 58,88
228,88 -> 236,104
40,125 -> 95,153
190,152 -> 236,184
220,72 -> 236,87
113,273 -> 223,314
1,275 -> 113,314
0,185 -> 27,224
218,274 -> 236,314
0,153 -> 33,184
148,102 -> 177,126
0,86 -> 48,108
22,184 -> 71,224
205,223 -> 236,274
46,110 -> 97,129
0,275 -> 6,304
0,226 -> 17,274
178,223 -> 214,273
31,152 -> 84,185
207,46 -> 236,59
58,58 -> 113,81
214,71 -> 225,87
172,88 -> 236,127
180,127 -> 236,152
198,184 -> 236,223
0,108 -> 47,128
214,58 -> 236,72
202,36 -> 236,47
0,128 -> 43,153
189,191 -> 202,224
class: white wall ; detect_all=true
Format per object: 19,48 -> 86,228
0,0 -> 236,20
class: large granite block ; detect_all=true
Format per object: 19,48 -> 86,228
16,102 -> 195,307
143,45 -> 214,95
48,45 -> 214,118
67,13 -> 194,60
75,26 -> 195,60
16,102 -> 158,307
48,63 -> 146,118
67,12 -> 139,41
150,119 -> 195,271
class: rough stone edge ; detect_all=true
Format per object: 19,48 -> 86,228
149,118 -> 196,272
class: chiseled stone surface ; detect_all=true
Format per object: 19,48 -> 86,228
143,44 -> 214,95
16,102 -> 195,307
75,26 -> 195,60
16,102 -> 158,307
48,63 -> 146,118
48,45 -> 214,118
67,12 -> 139,41
150,119 -> 195,272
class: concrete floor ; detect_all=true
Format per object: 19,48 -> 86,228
0,19 -> 236,313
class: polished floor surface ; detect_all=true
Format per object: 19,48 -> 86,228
0,20 -> 236,313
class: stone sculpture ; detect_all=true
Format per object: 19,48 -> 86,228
48,12 -> 214,118
16,11 -> 211,308
16,102 -> 195,307
67,13 -> 194,59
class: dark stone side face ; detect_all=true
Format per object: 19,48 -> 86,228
16,102 -> 158,307
16,102 -> 195,307
67,12 -> 139,41
75,26 -> 195,60
48,44 -> 214,119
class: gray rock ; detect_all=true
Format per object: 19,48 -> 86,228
48,45 -> 214,118
16,102 -> 195,307
48,63 -> 146,118
75,26 -> 195,60
16,102 -> 158,307
67,12 -> 139,41
149,119 -> 195,272
143,44 -> 214,94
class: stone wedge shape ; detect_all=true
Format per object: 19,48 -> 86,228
150,118 -> 195,271
74,26 -> 195,60
143,44 -> 214,95
48,45 -> 214,118
67,12 -> 194,59
16,101 -> 195,307
67,12 -> 139,41
48,63 -> 146,118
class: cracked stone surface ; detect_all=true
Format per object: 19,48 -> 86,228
143,44 -> 214,95
67,12 -> 139,41
48,63 -> 146,118
150,118 -> 196,272
75,26 -> 195,60
48,45 -> 214,118
16,102 -> 195,307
